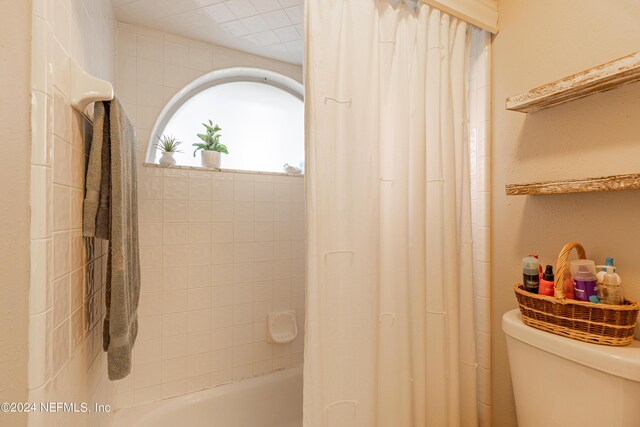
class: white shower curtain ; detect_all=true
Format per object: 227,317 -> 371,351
304,1 -> 482,426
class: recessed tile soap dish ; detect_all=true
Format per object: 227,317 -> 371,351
267,310 -> 298,344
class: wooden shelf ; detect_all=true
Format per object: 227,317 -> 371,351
506,51 -> 640,113
505,173 -> 640,196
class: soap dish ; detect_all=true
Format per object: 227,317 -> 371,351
267,310 -> 298,344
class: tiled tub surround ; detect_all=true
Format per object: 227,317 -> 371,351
29,0 -> 117,426
114,22 -> 305,408
114,168 -> 305,407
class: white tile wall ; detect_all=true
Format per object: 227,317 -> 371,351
469,28 -> 492,427
29,0 -> 117,426
126,170 -> 305,407
115,24 -> 304,408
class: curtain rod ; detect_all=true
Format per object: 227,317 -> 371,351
421,0 -> 498,34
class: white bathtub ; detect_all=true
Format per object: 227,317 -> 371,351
112,367 -> 302,427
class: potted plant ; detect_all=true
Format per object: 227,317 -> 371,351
154,134 -> 183,166
192,120 -> 228,169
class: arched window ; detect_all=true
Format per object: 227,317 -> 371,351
147,68 -> 304,174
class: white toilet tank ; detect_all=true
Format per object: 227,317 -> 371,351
503,309 -> 640,427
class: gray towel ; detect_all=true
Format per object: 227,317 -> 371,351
83,102 -> 108,237
82,98 -> 140,380
106,98 -> 140,380
95,104 -> 111,240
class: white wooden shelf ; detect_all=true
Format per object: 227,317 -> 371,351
505,173 -> 640,196
506,51 -> 640,113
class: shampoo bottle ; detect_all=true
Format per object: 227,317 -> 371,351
539,265 -> 555,296
522,257 -> 540,294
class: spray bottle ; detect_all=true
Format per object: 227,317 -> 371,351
539,265 -> 555,296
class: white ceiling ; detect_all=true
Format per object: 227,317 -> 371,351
112,0 -> 304,65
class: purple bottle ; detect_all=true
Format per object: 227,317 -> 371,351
572,262 -> 598,302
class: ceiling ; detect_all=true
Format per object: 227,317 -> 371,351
112,0 -> 303,65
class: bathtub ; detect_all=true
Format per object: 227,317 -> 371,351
112,367 -> 302,427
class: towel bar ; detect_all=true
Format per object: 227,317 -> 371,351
70,59 -> 114,113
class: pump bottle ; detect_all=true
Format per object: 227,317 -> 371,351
599,266 -> 624,305
522,257 -> 540,294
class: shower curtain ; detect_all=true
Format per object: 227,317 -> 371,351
304,1 -> 483,425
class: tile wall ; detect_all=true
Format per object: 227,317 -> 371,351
113,24 -> 305,407
469,28 -> 492,427
119,169 -> 305,407
29,0 -> 117,426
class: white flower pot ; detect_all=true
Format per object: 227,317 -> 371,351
159,152 -> 176,166
201,150 -> 221,169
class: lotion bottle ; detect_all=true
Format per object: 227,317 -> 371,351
596,257 -> 621,286
599,266 -> 624,305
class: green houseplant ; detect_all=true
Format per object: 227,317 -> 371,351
192,120 -> 228,168
154,134 -> 183,166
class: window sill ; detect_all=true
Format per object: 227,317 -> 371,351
142,162 -> 304,178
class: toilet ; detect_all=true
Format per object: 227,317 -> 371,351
503,309 -> 640,427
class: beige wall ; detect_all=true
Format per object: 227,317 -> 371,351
491,0 -> 640,425
0,0 -> 31,426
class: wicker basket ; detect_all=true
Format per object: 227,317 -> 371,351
514,242 -> 640,346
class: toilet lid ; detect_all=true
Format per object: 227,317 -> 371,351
502,309 -> 640,382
